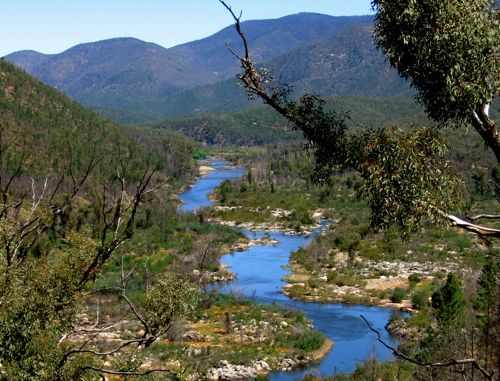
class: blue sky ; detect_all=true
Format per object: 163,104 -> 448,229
1,0 -> 374,57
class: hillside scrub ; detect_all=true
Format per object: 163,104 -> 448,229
0,58 -> 251,379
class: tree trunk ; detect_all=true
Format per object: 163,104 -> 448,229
470,106 -> 500,163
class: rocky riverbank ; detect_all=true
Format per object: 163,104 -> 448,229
209,206 -> 332,236
205,339 -> 334,380
280,247 -> 465,312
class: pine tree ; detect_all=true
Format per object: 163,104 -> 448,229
431,272 -> 466,326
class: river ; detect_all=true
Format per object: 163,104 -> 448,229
179,160 -> 406,378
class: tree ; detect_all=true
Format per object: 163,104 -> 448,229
372,0 -> 500,161
475,257 -> 500,376
183,233 -> 223,282
219,0 -> 500,241
431,272 -> 466,326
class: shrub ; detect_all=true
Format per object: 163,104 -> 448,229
391,287 -> 405,303
292,330 -> 326,352
308,278 -> 322,288
412,288 -> 430,309
408,274 -> 421,284
389,311 -> 402,322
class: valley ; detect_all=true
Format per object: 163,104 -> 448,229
2,3 -> 500,380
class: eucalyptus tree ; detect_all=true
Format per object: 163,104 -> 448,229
372,0 -> 500,160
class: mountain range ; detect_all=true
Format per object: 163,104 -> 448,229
5,13 -> 409,123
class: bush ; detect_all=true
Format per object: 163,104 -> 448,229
193,148 -> 207,160
292,330 -> 326,352
308,278 -> 323,288
389,311 -> 402,322
408,273 -> 421,284
391,287 -> 405,303
412,288 -> 430,309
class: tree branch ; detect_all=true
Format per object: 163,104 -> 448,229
446,214 -> 500,243
466,213 -> 500,222
360,314 -> 494,380
80,366 -> 177,377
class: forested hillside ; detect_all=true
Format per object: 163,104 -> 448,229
5,38 -> 216,108
0,58 -> 201,378
4,14 -> 373,111
136,95 -> 434,147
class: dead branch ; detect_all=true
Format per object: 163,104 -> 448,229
118,256 -> 150,334
466,213 -> 500,222
80,366 -> 177,377
219,1 -> 303,129
144,256 -> 151,299
446,214 -> 500,245
360,314 -> 494,380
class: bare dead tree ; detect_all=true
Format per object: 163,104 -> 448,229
58,256 -> 200,379
184,233 -> 224,282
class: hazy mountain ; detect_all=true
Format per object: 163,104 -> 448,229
169,13 -> 374,78
118,23 -> 410,120
5,38 -> 218,108
5,14 -> 374,111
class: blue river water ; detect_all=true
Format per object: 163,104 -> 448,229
179,160 -> 406,378
178,161 -> 248,213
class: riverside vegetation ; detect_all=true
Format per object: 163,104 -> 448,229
212,0 -> 500,378
207,130 -> 500,379
3,49 -> 500,379
0,58 -> 331,380
4,0 -> 500,376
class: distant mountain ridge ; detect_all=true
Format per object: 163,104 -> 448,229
6,38 -> 218,107
5,13 -> 409,122
118,23 -> 410,120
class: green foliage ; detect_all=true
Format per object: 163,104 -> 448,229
147,272 -> 199,330
475,257 -> 499,313
431,272 -> 466,326
219,179 -> 234,203
193,148 -> 208,160
472,168 -> 488,196
291,330 -> 326,352
372,0 -> 500,126
408,274 -> 421,284
411,288 -> 430,310
0,232 -> 100,380
492,164 -> 500,184
351,126 -> 462,237
391,287 -> 405,303
143,106 -> 302,146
